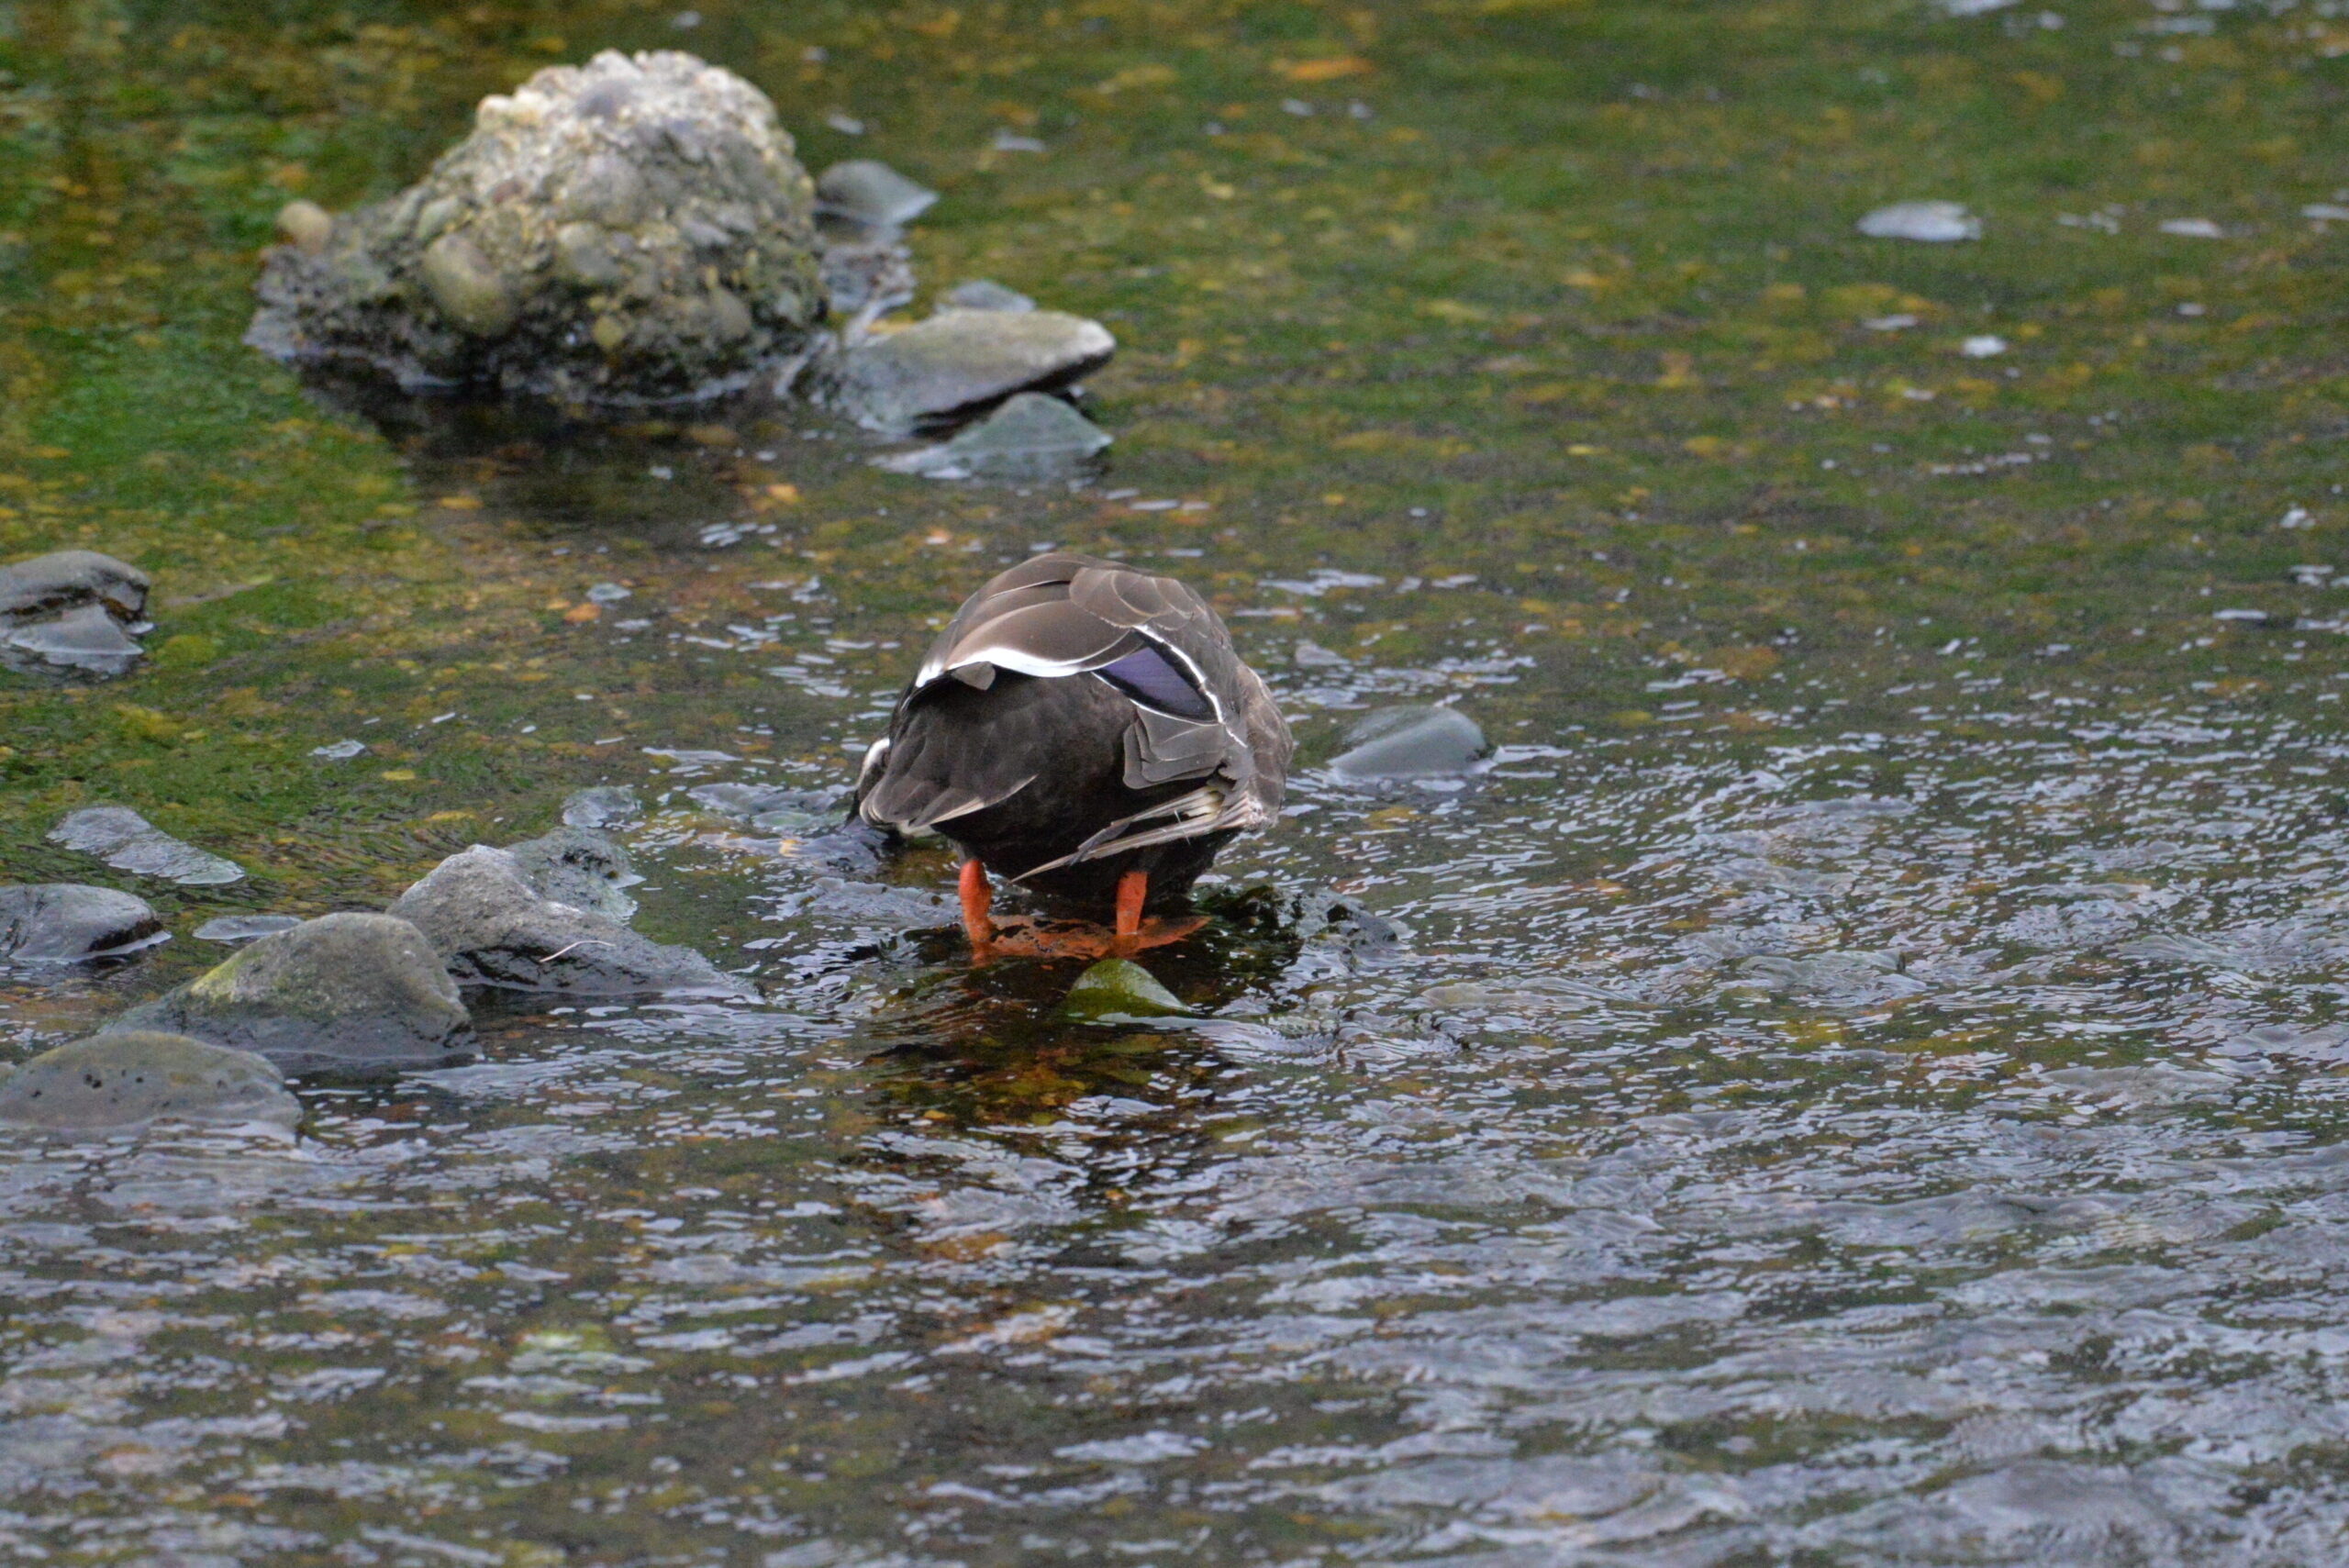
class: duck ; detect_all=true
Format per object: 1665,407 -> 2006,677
855,552 -> 1292,958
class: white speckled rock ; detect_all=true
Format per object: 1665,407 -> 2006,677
248,50 -> 825,405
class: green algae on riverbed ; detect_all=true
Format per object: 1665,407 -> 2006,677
7,2 -> 2349,1564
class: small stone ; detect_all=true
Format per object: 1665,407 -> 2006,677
0,884 -> 165,964
312,740 -> 367,760
1960,335 -> 2008,359
1063,959 -> 1189,1021
115,913 -> 473,1077
0,1032 -> 298,1133
389,845 -> 741,996
50,806 -> 245,886
687,782 -> 840,835
2159,217 -> 2224,239
2,602 -> 146,677
505,827 -> 642,923
815,159 -> 939,228
827,309 -> 1116,432
1329,706 -> 1487,781
275,199 -> 335,253
880,392 -> 1111,481
1856,201 -> 1980,242
420,232 -> 519,337
193,915 -> 305,944
937,279 -> 1035,314
0,550 -> 148,622
562,785 -> 642,828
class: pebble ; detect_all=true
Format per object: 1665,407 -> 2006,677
815,159 -> 940,228
193,915 -> 305,944
0,1031 -> 299,1134
879,392 -> 1112,481
1329,706 -> 1488,781
1063,959 -> 1190,1021
828,309 -> 1116,432
0,884 -> 166,964
0,550 -> 153,678
115,913 -> 474,1077
937,279 -> 1036,314
50,806 -> 245,886
562,785 -> 642,829
1856,201 -> 1980,242
312,740 -> 367,760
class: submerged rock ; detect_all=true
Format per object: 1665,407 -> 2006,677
1329,706 -> 1487,781
193,914 -> 304,944
50,806 -> 245,886
825,309 -> 1116,432
880,391 -> 1111,481
0,1032 -> 299,1133
248,50 -> 827,405
0,550 -> 152,678
937,278 -> 1035,314
117,913 -> 473,1077
1856,200 -> 1980,242
687,782 -> 841,835
390,845 -> 740,995
1063,959 -> 1189,1021
562,784 -> 642,829
0,884 -> 165,964
506,826 -> 641,923
815,159 -> 939,228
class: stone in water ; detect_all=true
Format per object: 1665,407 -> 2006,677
1961,335 -> 2007,359
0,1032 -> 298,1133
562,785 -> 643,828
827,310 -> 1116,432
194,915 -> 304,944
0,550 -> 153,679
1063,958 -> 1190,1021
312,740 -> 367,760
815,160 -> 939,228
50,806 -> 245,886
938,279 -> 1036,314
0,884 -> 166,964
1329,706 -> 1488,781
1856,201 -> 1980,242
880,393 -> 1112,481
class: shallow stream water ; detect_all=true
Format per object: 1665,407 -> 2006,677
7,0 -> 2349,1563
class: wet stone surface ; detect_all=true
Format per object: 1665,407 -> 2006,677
0,884 -> 165,965
0,1030 -> 298,1132
824,308 -> 1117,432
0,550 -> 151,678
48,806 -> 245,886
117,912 -> 474,1077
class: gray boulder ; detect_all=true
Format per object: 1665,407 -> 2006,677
1329,706 -> 1488,782
117,913 -> 473,1076
248,50 -> 827,405
505,826 -> 640,923
50,806 -> 245,886
390,845 -> 740,996
825,309 -> 1115,432
0,1031 -> 299,1133
0,884 -> 165,964
0,550 -> 151,678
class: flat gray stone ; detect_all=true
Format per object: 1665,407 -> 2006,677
389,845 -> 741,996
1329,706 -> 1487,782
506,827 -> 640,923
1063,959 -> 1190,1022
0,1031 -> 298,1133
815,159 -> 939,228
828,309 -> 1115,432
0,550 -> 149,623
881,391 -> 1111,481
937,279 -> 1035,314
1856,200 -> 1980,242
50,806 -> 245,886
193,915 -> 304,944
0,884 -> 165,964
117,913 -> 474,1077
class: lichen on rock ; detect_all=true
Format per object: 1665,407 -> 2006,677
247,50 -> 827,405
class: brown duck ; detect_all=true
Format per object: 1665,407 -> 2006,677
855,553 -> 1292,958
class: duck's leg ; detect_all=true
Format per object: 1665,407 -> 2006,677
1112,869 -> 1148,952
959,860 -> 996,953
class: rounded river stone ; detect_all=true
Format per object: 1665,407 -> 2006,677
0,1031 -> 298,1132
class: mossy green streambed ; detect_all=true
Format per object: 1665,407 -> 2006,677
7,0 -> 2349,1562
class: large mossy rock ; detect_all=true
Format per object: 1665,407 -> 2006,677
389,845 -> 741,996
248,50 -> 827,405
0,1031 -> 299,1132
117,913 -> 473,1077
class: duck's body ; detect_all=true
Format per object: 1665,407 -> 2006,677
856,554 -> 1290,951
